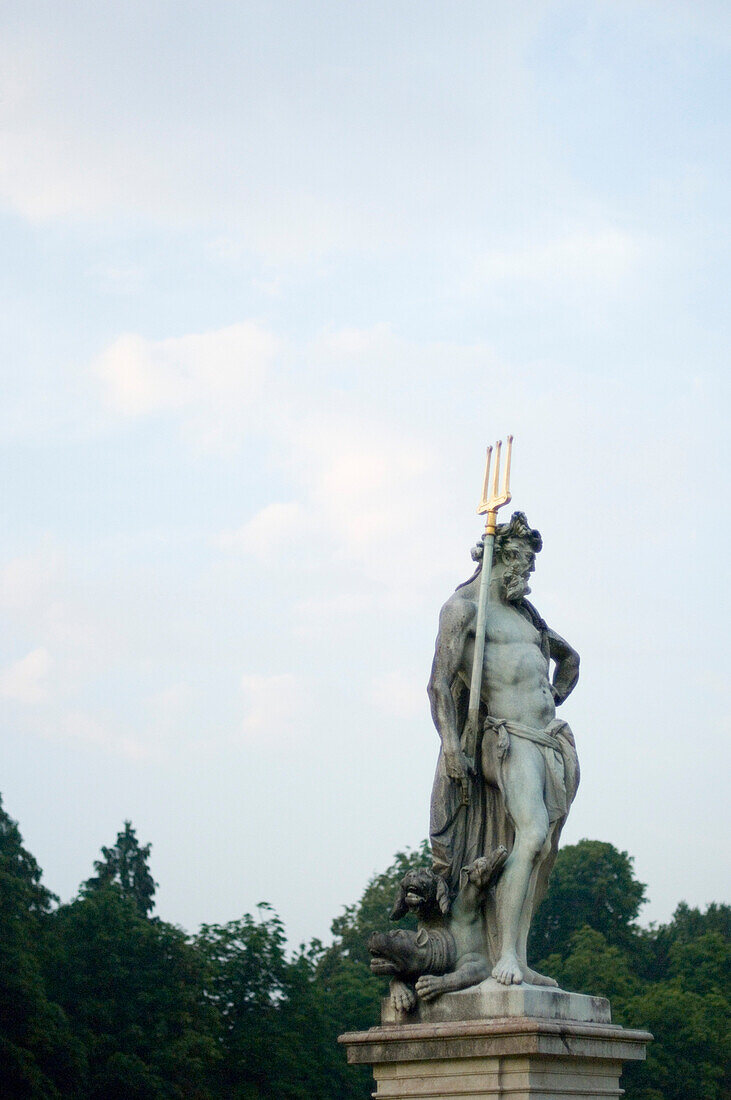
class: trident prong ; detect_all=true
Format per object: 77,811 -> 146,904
476,435 -> 513,532
491,440 -> 502,500
478,445 -> 493,513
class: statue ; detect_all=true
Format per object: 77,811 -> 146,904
369,438 -> 581,1006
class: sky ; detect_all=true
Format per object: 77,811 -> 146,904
1,1 -> 729,949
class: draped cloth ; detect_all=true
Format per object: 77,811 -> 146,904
484,717 -> 579,824
429,687 -> 580,967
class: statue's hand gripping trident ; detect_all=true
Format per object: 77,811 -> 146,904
459,436 -> 514,806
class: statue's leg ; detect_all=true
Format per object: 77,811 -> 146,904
491,740 -> 548,986
517,826 -> 559,987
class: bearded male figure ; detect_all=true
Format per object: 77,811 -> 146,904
428,512 -> 580,987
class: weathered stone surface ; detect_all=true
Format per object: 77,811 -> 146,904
370,853 -> 508,1014
381,978 -> 611,1026
339,1016 -> 651,1099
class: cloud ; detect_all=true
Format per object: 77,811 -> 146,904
0,547 -> 111,675
241,673 -> 305,746
94,323 -> 279,446
254,412 -> 444,593
304,420 -> 430,544
204,325 -> 448,588
0,7 -> 557,265
463,229 -> 642,294
146,684 -> 196,743
0,647 -> 52,704
91,319 -> 446,597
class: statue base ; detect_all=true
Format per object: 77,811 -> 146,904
339,982 -> 651,1099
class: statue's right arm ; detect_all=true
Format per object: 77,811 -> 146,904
427,598 -> 475,783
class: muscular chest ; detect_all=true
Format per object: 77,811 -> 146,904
458,601 -> 547,687
481,604 -> 550,690
484,602 -> 541,646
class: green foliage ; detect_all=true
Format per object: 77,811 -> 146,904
646,900 -> 731,982
623,983 -> 730,1100
528,838 -> 647,962
197,907 -> 289,1096
621,916 -> 731,1100
309,842 -> 433,1099
83,821 -> 157,917
47,885 -> 219,1098
0,795 -> 55,920
0,795 -> 84,1098
197,907 -> 364,1099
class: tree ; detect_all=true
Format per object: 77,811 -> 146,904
0,794 -> 84,1097
622,982 -> 729,1100
646,901 -> 731,982
83,821 -> 157,917
3,798 -> 727,1100
617,904 -> 731,1100
198,907 -> 349,1099
48,881 -> 218,1097
197,906 -> 289,1098
529,839 -> 647,963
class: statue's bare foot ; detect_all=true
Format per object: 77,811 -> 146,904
389,979 -> 416,1013
522,967 -> 558,988
492,953 -> 524,985
415,974 -> 445,1002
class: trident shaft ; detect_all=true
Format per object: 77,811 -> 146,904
460,435 -> 514,805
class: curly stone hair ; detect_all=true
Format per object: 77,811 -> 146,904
470,510 -> 542,562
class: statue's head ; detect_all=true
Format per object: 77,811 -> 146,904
469,511 -> 542,603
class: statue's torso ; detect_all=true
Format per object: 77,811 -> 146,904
460,598 -> 555,729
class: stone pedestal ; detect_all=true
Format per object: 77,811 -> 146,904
339,982 -> 651,1099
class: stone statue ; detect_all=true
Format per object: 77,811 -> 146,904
428,510 -> 579,988
368,442 -> 581,1007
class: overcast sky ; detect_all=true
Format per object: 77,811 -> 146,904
2,1 -> 729,948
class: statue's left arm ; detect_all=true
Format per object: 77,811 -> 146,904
545,628 -> 579,705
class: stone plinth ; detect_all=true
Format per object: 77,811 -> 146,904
382,979 -> 612,1027
339,984 -> 651,1100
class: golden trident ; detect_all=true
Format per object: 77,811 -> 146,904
461,435 -> 514,805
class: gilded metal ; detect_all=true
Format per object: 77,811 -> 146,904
477,435 -> 513,527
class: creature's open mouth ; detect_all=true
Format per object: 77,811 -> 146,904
406,891 -> 424,907
370,956 -> 397,975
